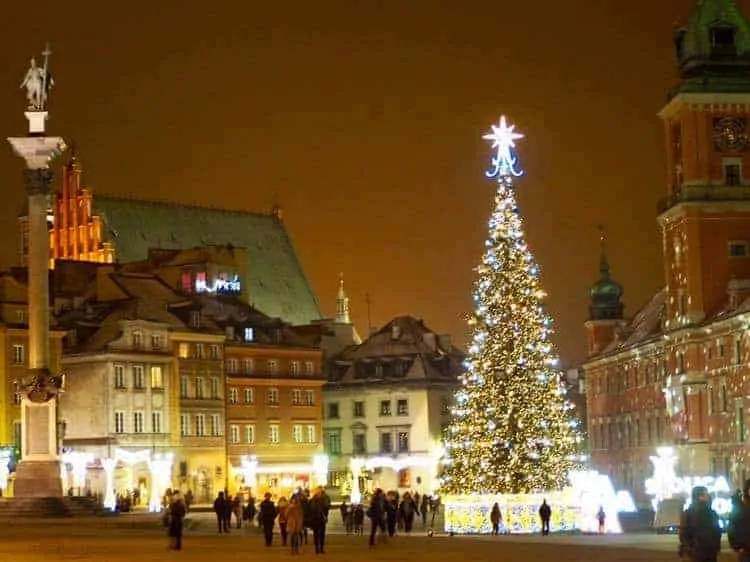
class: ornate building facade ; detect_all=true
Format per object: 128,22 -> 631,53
323,316 -> 463,501
583,0 -> 750,506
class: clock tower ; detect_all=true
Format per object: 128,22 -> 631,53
659,0 -> 750,328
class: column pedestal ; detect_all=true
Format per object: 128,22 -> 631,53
15,399 -> 61,497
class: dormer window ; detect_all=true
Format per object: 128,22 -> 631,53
132,330 -> 143,349
244,328 -> 254,342
189,311 -> 201,329
711,25 -> 737,55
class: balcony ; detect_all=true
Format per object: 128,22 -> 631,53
658,184 -> 750,214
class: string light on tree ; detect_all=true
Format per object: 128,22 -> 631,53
440,116 -> 581,495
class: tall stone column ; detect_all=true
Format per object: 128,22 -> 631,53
8,110 -> 66,498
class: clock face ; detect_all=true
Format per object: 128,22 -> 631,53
713,116 -> 748,152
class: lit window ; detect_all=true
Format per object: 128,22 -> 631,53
12,345 -> 24,365
229,388 -> 238,404
290,361 -> 300,375
398,431 -> 409,452
226,358 -> 239,373
210,414 -> 222,436
244,328 -> 254,342
195,344 -> 205,359
209,345 -> 221,359
267,388 -> 279,405
180,414 -> 189,436
304,390 -> 314,406
243,359 -> 254,373
245,425 -> 255,443
244,388 -> 255,404
397,399 -> 409,416
269,424 -> 280,444
178,343 -> 190,359
292,389 -> 302,405
230,425 -> 240,444
150,365 -> 164,389
293,424 -> 303,443
304,361 -> 315,375
195,414 -> 205,436
306,424 -> 316,443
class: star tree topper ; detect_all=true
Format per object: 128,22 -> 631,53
483,116 -> 524,178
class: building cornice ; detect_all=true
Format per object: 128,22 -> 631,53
659,93 -> 750,120
62,351 -> 176,365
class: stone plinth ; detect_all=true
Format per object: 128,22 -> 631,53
13,461 -> 62,498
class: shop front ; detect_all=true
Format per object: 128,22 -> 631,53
233,454 -> 329,500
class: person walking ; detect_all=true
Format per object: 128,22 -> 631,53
538,499 -> 551,536
490,503 -> 502,535
287,495 -> 304,555
214,492 -> 230,534
368,489 -> 387,547
596,506 -> 606,535
167,491 -> 187,550
259,492 -> 277,547
310,486 -> 331,554
679,485 -> 722,562
399,493 -> 417,533
730,481 -> 750,562
277,496 -> 290,546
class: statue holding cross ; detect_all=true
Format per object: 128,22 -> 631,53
20,44 -> 54,111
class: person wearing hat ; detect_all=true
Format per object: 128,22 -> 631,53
679,485 -> 722,562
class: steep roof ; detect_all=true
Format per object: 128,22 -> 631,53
599,289 -> 667,356
91,196 -> 322,326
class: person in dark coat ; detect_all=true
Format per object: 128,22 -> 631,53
168,491 -> 187,550
259,492 -> 277,547
310,486 -> 331,554
679,485 -> 722,562
368,489 -> 387,546
538,499 -> 551,536
214,491 -> 231,533
728,480 -> 750,562
399,492 -> 417,533
385,494 -> 398,537
490,503 -> 502,535
420,494 -> 429,526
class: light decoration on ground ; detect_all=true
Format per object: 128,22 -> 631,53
645,446 -> 732,514
240,455 -> 259,491
0,448 -> 12,492
148,453 -> 174,513
102,458 -> 117,510
313,455 -> 329,487
444,470 -> 628,534
439,115 -> 580,497
61,451 -> 94,495
349,451 -> 444,504
101,449 -> 174,512
195,274 -> 241,294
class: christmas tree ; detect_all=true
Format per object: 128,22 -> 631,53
440,117 -> 580,495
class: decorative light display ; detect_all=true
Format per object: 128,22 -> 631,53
444,470 -> 630,534
148,453 -> 174,513
102,458 -> 117,511
645,446 -> 732,515
195,274 -> 241,294
349,450 -> 444,503
61,450 -> 94,495
440,116 -> 580,496
0,448 -> 12,492
313,454 -> 330,486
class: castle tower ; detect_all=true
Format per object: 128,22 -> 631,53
335,273 -> 351,324
659,0 -> 750,328
584,229 -> 625,356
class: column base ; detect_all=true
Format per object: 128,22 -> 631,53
13,460 -> 62,498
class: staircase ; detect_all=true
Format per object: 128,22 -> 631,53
0,496 -> 104,518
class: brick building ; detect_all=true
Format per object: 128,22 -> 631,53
583,0 -> 750,507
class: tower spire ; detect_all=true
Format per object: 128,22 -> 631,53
598,224 -> 611,280
335,272 -> 351,324
589,225 -> 624,321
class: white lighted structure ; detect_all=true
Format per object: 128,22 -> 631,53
7,46 -> 66,499
0,449 -> 13,493
148,453 -> 174,512
195,275 -> 241,294
102,458 -> 117,510
100,448 -> 174,511
238,454 -> 328,495
61,451 -> 94,495
349,451 -> 444,504
645,446 -> 732,515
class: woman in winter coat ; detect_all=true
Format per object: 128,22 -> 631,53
277,496 -> 290,546
286,495 -> 305,555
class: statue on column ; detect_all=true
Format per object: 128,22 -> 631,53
20,45 -> 53,111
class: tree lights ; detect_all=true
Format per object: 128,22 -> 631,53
440,117 -> 580,496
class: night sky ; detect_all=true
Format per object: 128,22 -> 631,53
0,0 -> 732,366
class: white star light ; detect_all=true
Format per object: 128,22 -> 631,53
483,116 -> 524,178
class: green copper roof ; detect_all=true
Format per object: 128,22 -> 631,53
681,0 -> 750,58
92,196 -> 322,326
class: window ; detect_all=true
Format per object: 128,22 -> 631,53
293,424 -> 303,443
152,411 -> 162,433
304,361 -> 314,375
114,364 -> 126,388
12,344 -> 24,365
267,388 -> 279,405
712,25 -> 737,54
721,383 -> 729,412
738,404 -> 746,442
243,358 -> 254,374
353,433 -> 366,455
210,414 -> 221,436
181,272 -> 192,293
229,388 -> 238,404
398,431 -> 409,453
245,424 -> 255,443
290,361 -> 300,375
725,163 -> 742,186
380,432 -> 393,453
380,400 -> 392,416
150,365 -> 164,389
132,330 -> 143,348
292,389 -> 302,405
244,388 -> 255,404
12,380 -> 20,404
729,241 -> 749,258
326,432 -> 342,455
151,334 -> 163,350
230,425 -> 240,444
195,377 -> 204,399
226,358 -> 239,373
268,359 -> 278,374
269,424 -> 280,444
209,345 -> 221,359
189,311 -> 201,328
397,399 -> 409,416
328,403 -> 340,419
737,339 -> 743,365
195,414 -> 205,436
307,424 -> 316,443
210,377 -> 220,399
440,397 -> 450,415
353,401 -> 365,418
195,344 -> 205,359
133,365 -> 145,389
180,414 -> 189,436
244,328 -> 254,342
133,411 -> 144,433
304,390 -> 314,406
180,376 -> 189,398
178,343 -> 190,359
114,411 -> 125,434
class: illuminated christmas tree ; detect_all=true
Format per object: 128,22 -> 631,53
440,117 -> 580,495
